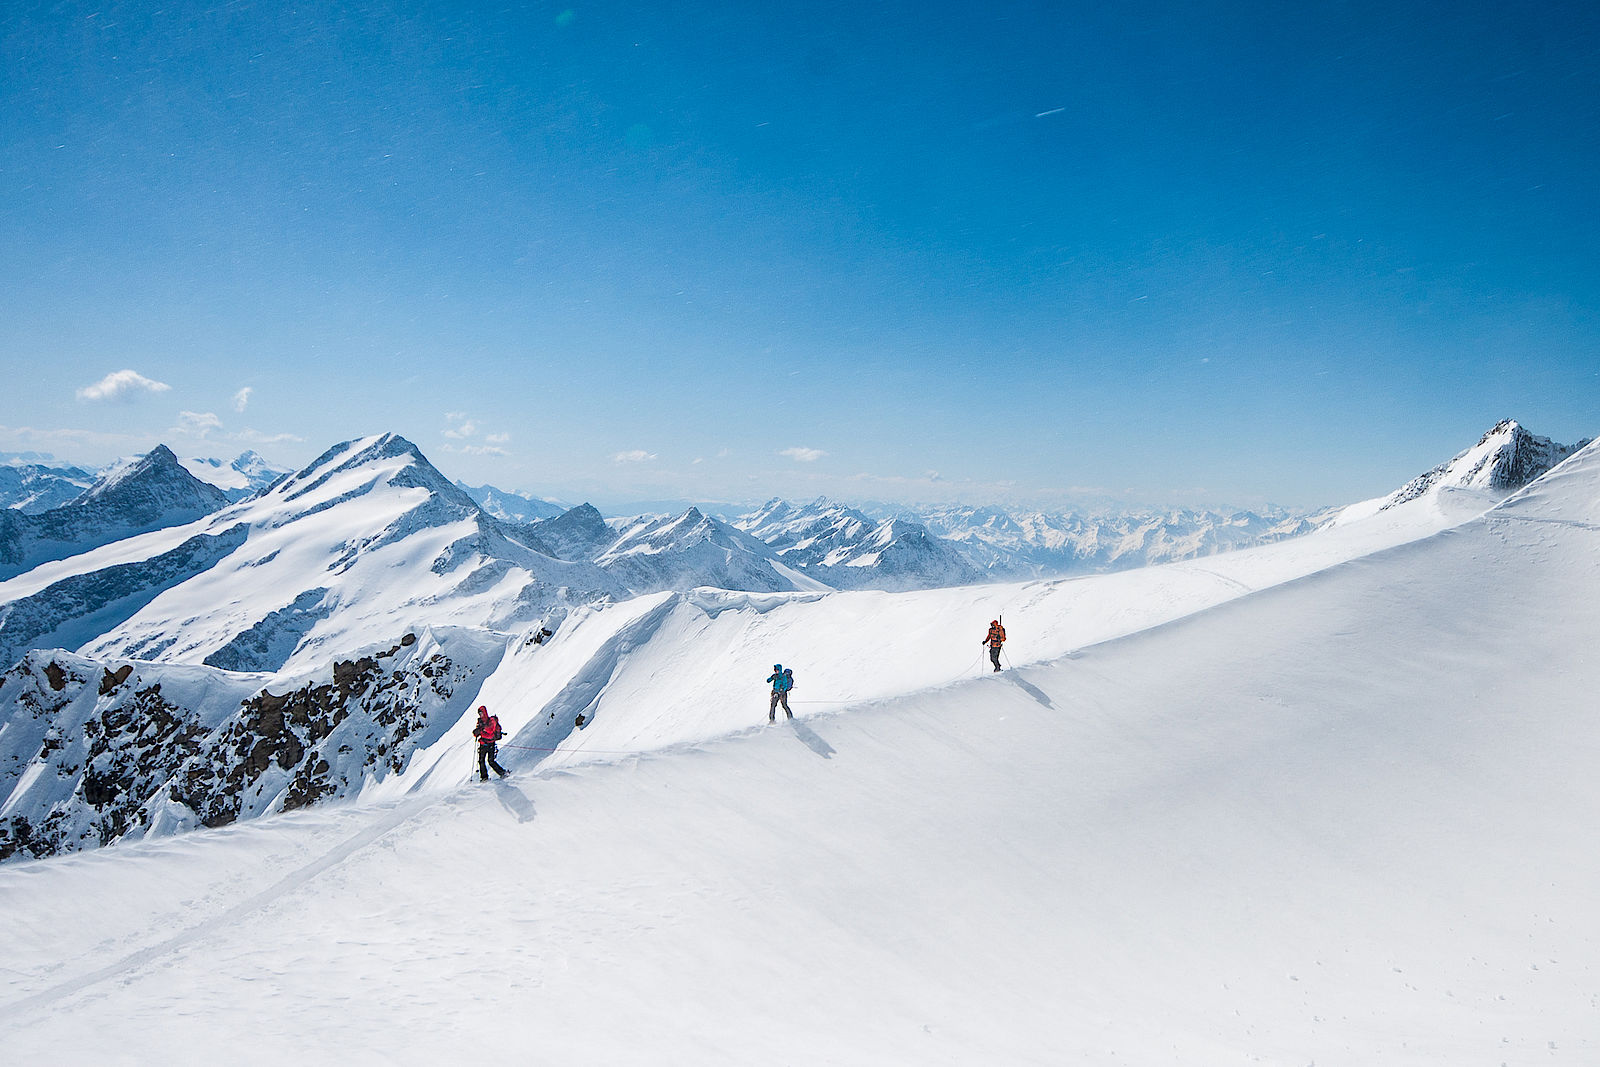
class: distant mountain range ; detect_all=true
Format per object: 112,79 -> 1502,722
0,419 -> 1588,862
890,502 -> 1325,579
0,445 -> 232,581
730,498 -> 984,591
2,448 -> 292,513
454,481 -> 565,524
4,421 -> 1586,670
179,450 -> 293,502
0,454 -> 97,513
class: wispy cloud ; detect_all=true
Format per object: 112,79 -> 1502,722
0,421 -> 304,459
444,443 -> 509,457
614,449 -> 658,463
173,411 -> 223,438
76,369 -> 172,402
442,413 -> 512,455
232,387 -> 253,413
0,423 -> 151,453
780,446 -> 827,463
234,428 -> 304,445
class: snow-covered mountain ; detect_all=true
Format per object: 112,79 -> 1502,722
596,507 -> 828,593
515,502 -> 614,561
456,481 -> 566,524
0,445 -> 231,581
881,420 -> 1587,578
2,425 -> 1557,865
180,450 -> 292,502
0,434 -> 621,676
0,420 -> 1590,871
910,503 -> 1324,578
1333,418 -> 1591,525
506,503 -> 832,593
1,441 -> 1594,1062
0,626 -> 505,861
0,455 -> 97,514
732,497 -> 984,590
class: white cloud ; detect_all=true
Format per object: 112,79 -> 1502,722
0,423 -> 151,454
232,387 -> 253,413
614,450 -> 658,463
442,415 -> 510,455
780,446 -> 828,463
444,443 -> 509,457
173,411 -> 223,438
234,428 -> 305,445
76,369 -> 172,402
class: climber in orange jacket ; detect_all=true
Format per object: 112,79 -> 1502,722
982,619 -> 1006,672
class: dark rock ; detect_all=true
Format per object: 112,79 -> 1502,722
99,664 -> 133,695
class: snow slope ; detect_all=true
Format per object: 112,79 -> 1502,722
0,457 -> 96,514
0,627 -> 508,860
387,474 -> 1494,784
180,450 -> 292,502
0,434 -> 619,674
0,445 -> 230,581
0,443 -> 1593,1061
0,438 -> 1497,863
1334,418 -> 1588,525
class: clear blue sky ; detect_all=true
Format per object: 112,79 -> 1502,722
3,0 -> 1596,510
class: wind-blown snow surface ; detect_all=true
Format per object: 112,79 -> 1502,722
1,444 -> 1596,1062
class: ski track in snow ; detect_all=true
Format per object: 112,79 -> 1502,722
0,792 -> 439,1023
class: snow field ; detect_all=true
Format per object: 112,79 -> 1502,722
0,443 -> 1595,1062
400,483 -> 1482,788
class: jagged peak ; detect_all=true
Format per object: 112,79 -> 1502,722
271,433 -> 443,502
77,443 -> 214,504
1378,420 -> 1590,511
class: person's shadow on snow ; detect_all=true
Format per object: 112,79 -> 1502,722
493,780 -> 538,823
1007,674 -> 1054,709
789,719 -> 836,759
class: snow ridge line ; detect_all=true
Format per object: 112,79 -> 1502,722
0,793 -> 436,1023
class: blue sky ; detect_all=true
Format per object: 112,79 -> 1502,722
3,0 -> 1596,510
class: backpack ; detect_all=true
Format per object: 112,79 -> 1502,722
781,668 -> 795,692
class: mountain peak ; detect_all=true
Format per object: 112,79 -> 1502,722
0,444 -> 232,581
79,444 -> 226,509
1367,420 -> 1591,515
